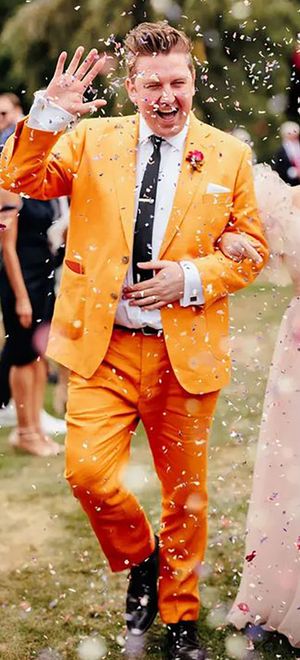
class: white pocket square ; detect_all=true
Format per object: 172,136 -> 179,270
206,183 -> 231,193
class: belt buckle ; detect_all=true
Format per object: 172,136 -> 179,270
141,325 -> 154,336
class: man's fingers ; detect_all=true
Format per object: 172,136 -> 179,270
124,280 -> 157,293
81,54 -> 107,89
75,48 -> 99,80
140,301 -> 165,311
137,260 -> 168,269
123,284 -> 157,294
129,296 -> 159,307
65,46 -> 85,75
53,51 -> 68,78
76,99 -> 107,116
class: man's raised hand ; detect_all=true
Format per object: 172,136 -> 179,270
45,47 -> 107,116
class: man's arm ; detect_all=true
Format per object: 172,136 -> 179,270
0,119 -> 88,199
124,145 -> 269,311
191,145 -> 269,307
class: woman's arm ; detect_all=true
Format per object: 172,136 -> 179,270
0,212 -> 32,328
218,232 -> 263,263
0,188 -> 22,231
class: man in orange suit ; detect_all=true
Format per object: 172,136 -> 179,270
0,22 -> 268,659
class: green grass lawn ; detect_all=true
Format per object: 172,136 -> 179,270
0,283 -> 299,660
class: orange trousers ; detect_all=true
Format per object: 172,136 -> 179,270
65,328 -> 219,623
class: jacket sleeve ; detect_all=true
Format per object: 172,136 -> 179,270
0,118 -> 87,199
192,145 -> 269,307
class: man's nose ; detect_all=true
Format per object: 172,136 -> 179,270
160,87 -> 175,104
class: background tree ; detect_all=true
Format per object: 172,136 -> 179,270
0,0 -> 299,160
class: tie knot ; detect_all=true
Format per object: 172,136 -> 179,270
150,134 -> 163,149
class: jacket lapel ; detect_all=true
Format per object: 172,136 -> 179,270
109,116 -> 138,252
109,114 -> 216,256
159,114 -> 215,258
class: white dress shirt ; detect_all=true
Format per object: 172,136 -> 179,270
27,94 -> 203,329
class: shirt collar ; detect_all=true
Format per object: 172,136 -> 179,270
138,113 -> 189,151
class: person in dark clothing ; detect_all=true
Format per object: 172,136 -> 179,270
0,339 -> 13,408
0,196 -> 62,455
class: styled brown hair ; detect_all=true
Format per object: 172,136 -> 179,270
124,21 -> 195,78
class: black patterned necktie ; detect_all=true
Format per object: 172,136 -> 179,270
132,135 -> 163,284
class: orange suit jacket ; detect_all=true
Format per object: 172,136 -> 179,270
0,113 -> 268,393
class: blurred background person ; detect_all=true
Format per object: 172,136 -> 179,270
272,121 -> 300,186
0,193 -> 64,456
287,36 -> 300,122
231,127 -> 257,163
0,191 -> 23,410
0,93 -> 23,151
0,193 -> 68,436
0,92 -> 66,448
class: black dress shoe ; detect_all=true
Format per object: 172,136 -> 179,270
125,535 -> 159,636
166,621 -> 206,660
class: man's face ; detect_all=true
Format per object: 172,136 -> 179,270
0,97 -> 17,132
126,49 -> 195,138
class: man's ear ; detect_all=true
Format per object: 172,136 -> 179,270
125,77 -> 137,105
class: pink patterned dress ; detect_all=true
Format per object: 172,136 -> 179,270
227,165 -> 300,648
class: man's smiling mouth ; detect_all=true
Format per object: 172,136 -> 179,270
156,108 -> 179,119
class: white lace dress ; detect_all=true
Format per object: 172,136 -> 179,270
227,165 -> 300,648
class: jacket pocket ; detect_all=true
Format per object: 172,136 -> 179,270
65,259 -> 85,274
54,266 -> 86,340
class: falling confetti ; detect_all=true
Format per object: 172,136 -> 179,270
225,633 -> 250,659
77,636 -> 107,660
245,550 -> 256,562
206,602 -> 228,628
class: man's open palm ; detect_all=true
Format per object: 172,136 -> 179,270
45,47 -> 107,116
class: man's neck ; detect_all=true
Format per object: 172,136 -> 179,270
138,113 -> 189,145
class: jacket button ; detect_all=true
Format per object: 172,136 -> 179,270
110,292 -> 118,300
122,256 -> 129,264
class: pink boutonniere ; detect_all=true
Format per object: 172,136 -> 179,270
186,149 -> 204,172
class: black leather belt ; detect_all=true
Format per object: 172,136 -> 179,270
114,324 -> 163,336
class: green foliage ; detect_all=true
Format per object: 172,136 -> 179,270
0,0 -> 24,26
0,0 -> 299,159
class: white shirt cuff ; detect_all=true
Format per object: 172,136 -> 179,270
179,261 -> 204,307
27,90 -> 76,132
